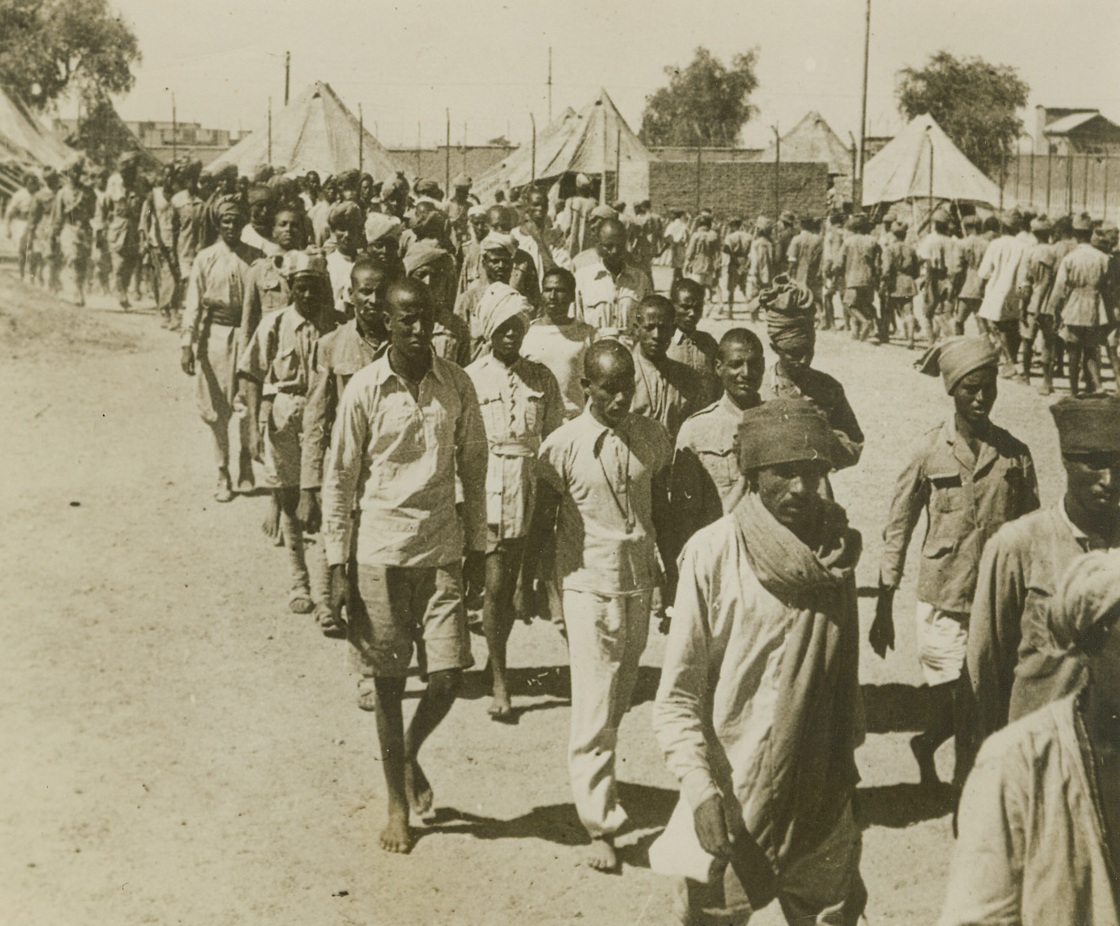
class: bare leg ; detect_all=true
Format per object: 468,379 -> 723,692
403,668 -> 461,817
206,415 -> 232,501
373,676 -> 412,853
1069,342 -> 1084,396
279,487 -> 312,613
912,681 -> 954,787
482,542 -> 524,721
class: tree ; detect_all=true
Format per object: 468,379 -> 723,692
896,51 -> 1028,180
640,46 -> 759,148
0,0 -> 140,109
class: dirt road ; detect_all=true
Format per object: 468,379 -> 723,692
0,273 -> 1064,925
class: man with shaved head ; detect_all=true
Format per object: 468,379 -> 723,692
670,328 -> 766,555
630,295 -> 706,439
522,337 -> 674,873
321,277 -> 488,855
574,217 -> 652,337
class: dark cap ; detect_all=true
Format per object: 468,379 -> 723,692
1050,395 -> 1120,455
738,398 -> 839,473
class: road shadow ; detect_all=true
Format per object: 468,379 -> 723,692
420,780 -> 678,857
855,782 -> 955,829
457,664 -> 661,709
860,683 -> 927,734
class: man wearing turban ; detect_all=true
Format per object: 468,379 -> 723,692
965,395 -> 1120,781
404,238 -> 469,366
454,229 -> 522,359
653,398 -> 867,925
873,337 -> 1039,789
942,549 -> 1120,926
180,195 -> 263,502
760,277 -> 864,472
464,283 -> 563,721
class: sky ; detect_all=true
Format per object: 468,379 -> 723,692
103,0 -> 1120,151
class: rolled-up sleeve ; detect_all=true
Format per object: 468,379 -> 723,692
321,378 -> 369,566
654,540 -> 719,811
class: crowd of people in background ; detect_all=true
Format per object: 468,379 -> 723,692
4,153 -> 1119,925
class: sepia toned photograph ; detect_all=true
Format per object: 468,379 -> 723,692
2,1 -> 1118,923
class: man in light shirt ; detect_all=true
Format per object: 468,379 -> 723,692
574,218 -> 652,337
322,277 -> 488,856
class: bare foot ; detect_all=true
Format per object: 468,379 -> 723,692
488,691 -> 515,723
405,759 -> 433,817
584,836 -> 617,872
379,804 -> 412,854
261,505 -> 283,546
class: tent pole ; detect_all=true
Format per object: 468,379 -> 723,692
268,97 -> 272,165
445,109 -> 451,196
927,129 -> 934,220
772,124 -> 781,217
358,104 -> 364,174
601,117 -> 608,204
615,126 -> 621,201
530,113 -> 537,183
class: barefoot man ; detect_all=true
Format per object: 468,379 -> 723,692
521,339 -> 674,871
321,278 -> 488,853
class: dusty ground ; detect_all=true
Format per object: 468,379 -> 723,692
0,269 -> 1067,925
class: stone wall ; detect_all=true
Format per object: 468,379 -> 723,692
649,160 -> 829,221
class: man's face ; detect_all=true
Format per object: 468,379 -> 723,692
776,343 -> 815,372
470,215 -> 489,239
1064,452 -> 1120,523
290,274 -> 320,317
333,223 -> 360,256
634,304 -> 675,361
218,212 -> 240,246
367,236 -> 398,263
482,249 -> 513,284
352,267 -> 389,333
384,290 -> 435,363
717,342 -> 765,407
491,317 -> 526,365
674,289 -> 704,333
597,224 -> 627,273
755,461 -> 825,536
583,359 -> 635,428
952,368 -> 998,427
250,201 -> 273,233
273,210 -> 302,250
527,194 -> 548,226
542,275 -> 575,320
304,173 -> 320,197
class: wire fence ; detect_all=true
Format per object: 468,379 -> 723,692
999,154 -> 1120,220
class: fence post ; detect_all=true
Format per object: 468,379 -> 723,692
1104,154 -> 1110,221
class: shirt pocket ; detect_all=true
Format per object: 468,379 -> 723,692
271,346 -> 301,385
477,392 -> 508,440
929,472 -> 965,513
697,446 -> 740,490
522,386 -> 546,435
925,472 -> 965,557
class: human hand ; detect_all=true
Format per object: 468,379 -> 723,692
180,345 -> 195,376
693,794 -> 731,860
870,585 -> 896,658
296,489 -> 321,534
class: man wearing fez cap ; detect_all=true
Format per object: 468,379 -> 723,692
965,395 -> 1120,780
873,337 -> 1039,788
1046,212 -> 1113,396
653,397 -> 866,926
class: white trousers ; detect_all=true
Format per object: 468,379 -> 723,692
562,588 -> 651,838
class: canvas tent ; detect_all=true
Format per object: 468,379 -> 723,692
861,113 -> 1005,210
476,89 -> 656,205
206,81 -> 404,179
0,83 -> 76,170
472,107 -> 578,201
755,111 -> 853,178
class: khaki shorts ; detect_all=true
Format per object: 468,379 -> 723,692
915,601 -> 969,686
349,563 -> 472,678
262,394 -> 305,489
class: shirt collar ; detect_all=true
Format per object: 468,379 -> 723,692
368,348 -> 446,386
577,407 -> 629,456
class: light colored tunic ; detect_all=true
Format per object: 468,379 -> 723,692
573,259 -> 652,334
940,695 -> 1119,926
465,353 -> 563,539
978,235 -> 1028,323
631,347 -> 705,439
1047,242 -> 1111,327
520,318 -> 596,419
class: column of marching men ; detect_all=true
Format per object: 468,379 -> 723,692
9,157 -> 1119,925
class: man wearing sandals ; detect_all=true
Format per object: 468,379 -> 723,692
322,278 -> 488,854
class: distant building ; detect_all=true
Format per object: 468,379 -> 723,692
54,118 -> 247,166
1035,106 -> 1120,155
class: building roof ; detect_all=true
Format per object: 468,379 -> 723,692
1045,110 -> 1120,138
204,81 -> 404,178
754,111 -> 852,176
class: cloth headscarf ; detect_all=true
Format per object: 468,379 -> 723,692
1049,395 -> 1120,454
1049,550 -> 1120,652
403,239 -> 452,276
738,398 -> 839,473
364,212 -> 403,244
761,274 -> 816,353
915,336 -> 999,394
481,231 -> 517,255
280,248 -> 329,280
755,215 -> 773,234
468,204 -> 488,219
328,201 -> 363,231
210,194 -> 244,227
477,282 -> 531,343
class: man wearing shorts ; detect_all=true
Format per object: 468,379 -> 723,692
322,277 -> 488,855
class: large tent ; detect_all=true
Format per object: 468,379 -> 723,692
476,89 -> 656,205
472,106 -> 578,201
861,113 -> 1005,210
205,81 -> 404,179
754,110 -> 853,177
0,83 -> 76,169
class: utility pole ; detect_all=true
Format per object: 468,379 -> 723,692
530,113 -> 537,183
445,108 -> 451,195
416,122 -> 422,175
284,51 -> 291,106
855,0 -> 871,209
358,104 -> 364,173
268,97 -> 273,165
772,124 -> 781,216
171,92 -> 177,161
547,46 -> 553,123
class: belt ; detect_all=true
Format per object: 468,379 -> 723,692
489,441 -> 537,457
